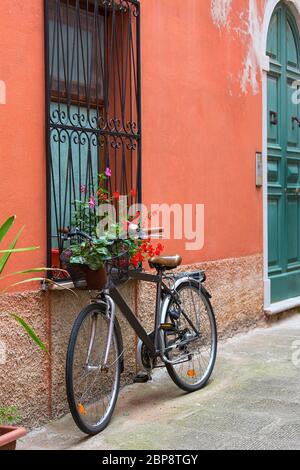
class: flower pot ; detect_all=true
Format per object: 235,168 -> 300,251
82,266 -> 108,290
0,426 -> 26,451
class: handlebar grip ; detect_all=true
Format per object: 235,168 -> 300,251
128,224 -> 164,237
58,228 -> 70,235
143,227 -> 164,236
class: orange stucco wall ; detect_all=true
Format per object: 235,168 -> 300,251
0,1 -> 46,284
141,0 -> 265,264
0,0 -> 268,285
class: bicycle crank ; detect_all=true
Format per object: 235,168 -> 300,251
136,331 -> 157,378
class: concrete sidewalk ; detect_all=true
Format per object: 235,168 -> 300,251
20,316 -> 300,450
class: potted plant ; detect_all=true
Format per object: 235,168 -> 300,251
62,238 -> 111,290
0,407 -> 26,451
62,169 -> 164,288
0,216 -> 67,449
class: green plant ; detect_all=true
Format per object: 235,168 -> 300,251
0,216 -> 56,352
67,238 -> 111,271
67,169 -> 164,271
0,407 -> 21,426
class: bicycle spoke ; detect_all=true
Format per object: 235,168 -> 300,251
164,282 -> 217,389
67,306 -> 121,432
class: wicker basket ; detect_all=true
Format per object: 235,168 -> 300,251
105,248 -> 130,288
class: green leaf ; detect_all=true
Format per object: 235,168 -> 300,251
2,276 -> 46,292
0,407 -> 21,426
10,314 -> 48,353
0,226 -> 24,275
2,277 -> 78,296
89,261 -> 103,270
0,267 -> 69,281
0,216 -> 15,243
95,247 -> 109,256
0,246 -> 39,254
70,256 -> 85,265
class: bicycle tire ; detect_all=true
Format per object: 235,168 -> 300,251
66,303 -> 122,435
162,279 -> 217,393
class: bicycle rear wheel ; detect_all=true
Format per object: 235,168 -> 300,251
66,303 -> 122,435
162,280 -> 217,392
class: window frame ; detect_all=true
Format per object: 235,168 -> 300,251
44,0 -> 142,277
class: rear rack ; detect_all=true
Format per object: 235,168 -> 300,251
171,271 -> 206,283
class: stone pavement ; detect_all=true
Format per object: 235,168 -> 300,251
20,316 -> 300,450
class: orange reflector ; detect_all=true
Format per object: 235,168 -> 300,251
187,369 -> 196,378
78,403 -> 87,415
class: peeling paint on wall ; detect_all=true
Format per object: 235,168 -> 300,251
240,0 -> 262,95
211,0 -> 232,28
210,0 -> 263,95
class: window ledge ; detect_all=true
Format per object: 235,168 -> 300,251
45,280 -> 86,291
265,296 -> 300,315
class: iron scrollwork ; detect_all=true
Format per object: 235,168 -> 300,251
45,0 -> 141,274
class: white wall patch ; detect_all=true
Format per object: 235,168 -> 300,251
211,0 -> 263,95
211,0 -> 232,28
240,0 -> 262,95
0,80 -> 6,105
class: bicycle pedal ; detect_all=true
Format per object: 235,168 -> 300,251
133,372 -> 151,384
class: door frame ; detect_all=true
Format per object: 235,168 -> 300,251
262,0 -> 300,313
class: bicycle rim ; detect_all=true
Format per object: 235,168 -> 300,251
163,281 -> 217,391
66,305 -> 121,435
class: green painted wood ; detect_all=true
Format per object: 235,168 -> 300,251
267,3 -> 300,303
50,103 -> 99,249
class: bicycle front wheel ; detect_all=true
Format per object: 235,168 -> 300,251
162,280 -> 217,392
66,304 -> 122,435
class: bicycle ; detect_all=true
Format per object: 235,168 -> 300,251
64,228 -> 217,435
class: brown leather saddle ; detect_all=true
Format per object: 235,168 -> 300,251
148,255 -> 182,271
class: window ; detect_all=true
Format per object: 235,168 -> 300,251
44,0 -> 141,277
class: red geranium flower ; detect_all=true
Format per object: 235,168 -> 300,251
97,190 -> 108,202
113,191 -> 120,201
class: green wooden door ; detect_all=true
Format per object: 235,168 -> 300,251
267,3 -> 300,303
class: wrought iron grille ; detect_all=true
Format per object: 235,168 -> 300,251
44,0 -> 141,277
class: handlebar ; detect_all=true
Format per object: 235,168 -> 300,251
128,224 -> 164,239
143,227 -> 164,236
60,226 -> 164,242
61,228 -> 93,241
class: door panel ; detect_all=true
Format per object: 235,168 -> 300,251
267,3 -> 300,303
267,75 -> 280,147
287,194 -> 299,266
268,195 -> 282,272
267,9 -> 281,61
287,21 -> 298,68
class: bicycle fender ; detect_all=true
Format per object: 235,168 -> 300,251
172,276 -> 212,299
201,285 -> 212,299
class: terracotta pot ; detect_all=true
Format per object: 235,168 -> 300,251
83,266 -> 107,290
0,426 -> 26,451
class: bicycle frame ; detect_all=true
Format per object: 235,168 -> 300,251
65,229 -> 205,371
109,270 -> 169,358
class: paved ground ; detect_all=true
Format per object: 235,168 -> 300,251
20,316 -> 300,450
